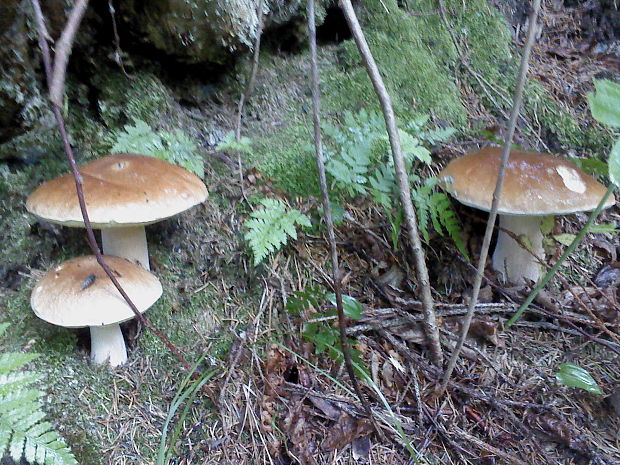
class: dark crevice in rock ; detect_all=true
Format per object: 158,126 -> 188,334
262,18 -> 306,54
316,6 -> 351,43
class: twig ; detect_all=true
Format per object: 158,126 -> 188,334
47,0 -> 89,107
235,0 -> 264,142
108,0 -> 131,77
306,0 -> 373,420
339,0 -> 443,367
439,0 -> 542,394
30,0 -> 191,371
234,0 -> 264,208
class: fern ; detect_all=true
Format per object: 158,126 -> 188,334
111,119 -> 204,176
326,110 -> 466,256
0,324 -> 77,465
244,198 -> 311,265
215,130 -> 252,154
412,179 -> 468,258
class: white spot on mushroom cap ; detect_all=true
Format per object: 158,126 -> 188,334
556,165 -> 586,193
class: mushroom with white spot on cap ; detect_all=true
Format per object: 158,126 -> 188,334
31,255 -> 162,366
438,147 -> 615,284
26,153 -> 208,270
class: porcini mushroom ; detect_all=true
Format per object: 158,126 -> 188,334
31,255 -> 162,366
26,153 -> 208,270
438,147 -> 615,284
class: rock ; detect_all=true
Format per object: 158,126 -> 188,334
116,0 -> 303,65
0,0 -> 47,147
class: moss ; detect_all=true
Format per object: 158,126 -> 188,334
250,123 -> 320,196
94,70 -> 173,128
324,0 -> 468,125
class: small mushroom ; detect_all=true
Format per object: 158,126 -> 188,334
26,153 -> 208,270
31,255 -> 162,366
438,147 -> 615,284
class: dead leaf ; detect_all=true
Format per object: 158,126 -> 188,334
309,395 -> 340,421
322,413 -> 373,452
352,435 -> 371,460
469,318 -> 502,346
595,263 -> 620,288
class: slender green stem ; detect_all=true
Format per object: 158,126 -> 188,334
505,184 -> 616,328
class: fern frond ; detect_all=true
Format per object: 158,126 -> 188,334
111,119 -> 203,176
412,180 -> 468,258
215,130 -> 252,154
244,198 -> 311,265
1,327 -> 77,465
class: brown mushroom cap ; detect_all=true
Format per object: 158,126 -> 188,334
26,153 -> 208,228
438,147 -> 615,215
31,255 -> 162,327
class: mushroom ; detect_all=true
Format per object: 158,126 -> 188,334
438,146 -> 615,284
31,255 -> 162,366
26,153 -> 208,270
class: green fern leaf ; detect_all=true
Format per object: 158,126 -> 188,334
111,119 -> 203,176
215,131 -> 252,154
244,198 -> 311,265
0,326 -> 77,465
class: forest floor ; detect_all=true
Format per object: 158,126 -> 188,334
1,1 -> 620,464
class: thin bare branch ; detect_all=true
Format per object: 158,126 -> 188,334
49,0 -> 89,106
234,0 -> 265,208
339,0 -> 443,366
439,0 -> 542,393
30,0 -> 191,371
235,0 -> 265,141
307,0 -> 373,419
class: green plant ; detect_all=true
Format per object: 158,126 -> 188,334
157,355 -> 216,465
111,119 -> 204,176
215,130 -> 252,155
0,323 -> 77,465
286,287 -> 369,378
244,198 -> 311,265
555,363 -> 603,395
324,110 -> 466,255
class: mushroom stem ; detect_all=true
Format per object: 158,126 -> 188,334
492,215 -> 544,284
101,226 -> 149,270
89,324 -> 127,366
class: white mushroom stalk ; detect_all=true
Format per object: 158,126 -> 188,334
492,215 -> 544,284
89,324 -> 128,366
102,226 -> 150,270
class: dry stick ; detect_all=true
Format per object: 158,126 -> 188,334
339,0 -> 443,367
439,0 -> 542,394
108,0 -> 131,78
30,0 -> 191,371
234,0 -> 264,208
306,0 -> 372,420
47,0 -> 89,107
235,0 -> 264,142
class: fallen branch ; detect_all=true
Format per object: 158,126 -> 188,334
30,0 -> 191,371
439,0 -> 542,394
306,0 -> 373,420
339,0 -> 443,367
